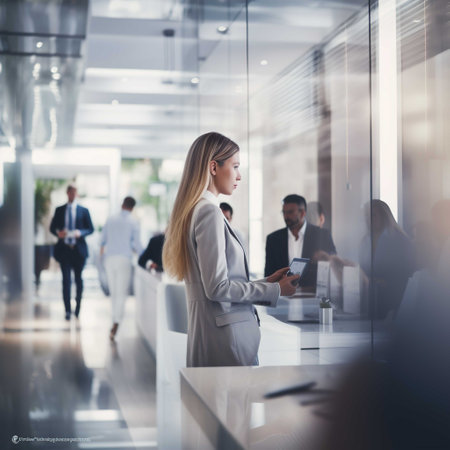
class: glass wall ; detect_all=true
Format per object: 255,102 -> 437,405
189,0 -> 449,365
196,1 -> 250,240
246,0 -> 372,363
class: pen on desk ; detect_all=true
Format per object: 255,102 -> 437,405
264,381 -> 316,399
300,397 -> 332,406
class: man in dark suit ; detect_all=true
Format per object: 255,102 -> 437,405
138,233 -> 165,271
264,194 -> 336,288
50,184 -> 94,320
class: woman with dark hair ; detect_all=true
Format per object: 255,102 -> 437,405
359,200 -> 415,319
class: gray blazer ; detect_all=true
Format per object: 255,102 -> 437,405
185,197 -> 280,367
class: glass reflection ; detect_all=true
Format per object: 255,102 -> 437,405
248,0 -> 372,360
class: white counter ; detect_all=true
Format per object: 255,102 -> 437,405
180,364 -> 343,449
134,266 -> 161,355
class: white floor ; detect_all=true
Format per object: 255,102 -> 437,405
0,265 -> 158,449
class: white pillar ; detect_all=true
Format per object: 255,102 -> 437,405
378,0 -> 400,220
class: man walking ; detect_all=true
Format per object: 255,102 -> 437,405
50,184 -> 94,320
100,197 -> 143,340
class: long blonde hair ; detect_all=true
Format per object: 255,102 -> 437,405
163,132 -> 239,280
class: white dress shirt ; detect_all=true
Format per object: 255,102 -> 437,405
288,220 -> 307,264
101,210 -> 143,259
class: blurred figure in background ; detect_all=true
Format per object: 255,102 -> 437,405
138,232 -> 165,272
50,184 -> 94,320
306,201 -> 325,228
359,200 -> 415,319
219,202 -> 247,253
101,197 -> 143,340
318,200 -> 450,449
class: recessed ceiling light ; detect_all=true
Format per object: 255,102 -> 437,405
413,19 -> 421,23
217,25 -> 229,34
190,77 -> 200,85
260,59 -> 268,66
111,99 -> 119,106
36,41 -> 43,48
52,73 -> 61,80
51,66 -> 58,73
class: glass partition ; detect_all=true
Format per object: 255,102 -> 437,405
180,0 -> 448,367
370,0 -> 450,362
247,0 -> 372,363
196,1 -> 250,240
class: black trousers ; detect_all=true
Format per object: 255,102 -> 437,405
59,246 -> 86,314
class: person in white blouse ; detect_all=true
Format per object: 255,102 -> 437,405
163,132 -> 298,367
100,196 -> 143,340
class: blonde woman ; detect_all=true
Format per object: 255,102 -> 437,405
163,132 -> 299,367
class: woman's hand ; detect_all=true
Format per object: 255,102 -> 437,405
279,274 -> 300,297
266,267 -> 290,283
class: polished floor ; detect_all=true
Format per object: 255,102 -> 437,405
0,267 -> 157,449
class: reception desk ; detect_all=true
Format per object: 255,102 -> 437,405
134,268 -> 303,448
180,364 -> 342,449
134,266 -> 162,356
133,270 -> 381,448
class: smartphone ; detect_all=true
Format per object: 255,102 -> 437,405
287,258 -> 310,285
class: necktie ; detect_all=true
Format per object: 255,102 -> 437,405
68,206 -> 75,245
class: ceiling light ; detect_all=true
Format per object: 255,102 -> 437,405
51,66 -> 58,73
413,19 -> 421,23
32,63 -> 41,78
260,59 -> 268,66
190,77 -> 200,85
216,25 -> 228,34
111,99 -> 119,106
52,73 -> 61,80
36,41 -> 43,48
162,28 -> 176,84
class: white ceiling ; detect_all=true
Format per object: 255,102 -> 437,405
72,0 -> 365,159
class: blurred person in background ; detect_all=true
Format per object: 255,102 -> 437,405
138,232 -> 165,272
100,196 -> 143,340
219,202 -> 247,253
359,199 -> 415,319
50,184 -> 94,320
306,201 -> 326,228
318,228 -> 450,450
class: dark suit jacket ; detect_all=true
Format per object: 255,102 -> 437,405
264,223 -> 336,287
50,204 -> 94,262
138,233 -> 165,270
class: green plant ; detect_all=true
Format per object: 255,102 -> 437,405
34,179 -> 65,233
121,158 -> 179,229
320,297 -> 332,308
